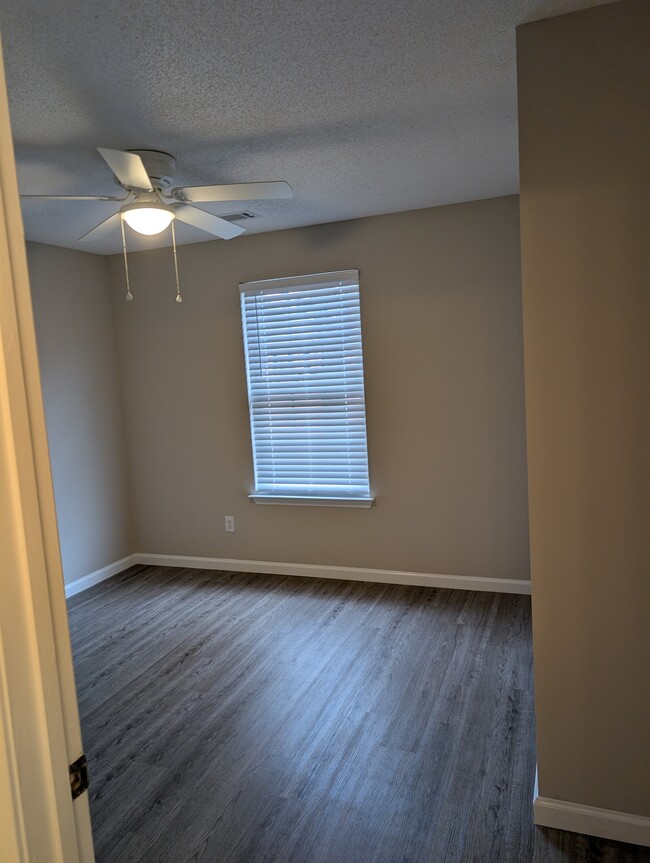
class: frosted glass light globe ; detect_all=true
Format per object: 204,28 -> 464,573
121,203 -> 174,236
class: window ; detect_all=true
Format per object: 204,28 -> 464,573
240,269 -> 372,507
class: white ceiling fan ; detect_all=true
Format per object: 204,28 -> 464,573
20,148 -> 293,242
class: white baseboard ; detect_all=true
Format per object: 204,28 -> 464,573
134,553 -> 531,594
534,795 -> 650,847
64,552 -> 531,598
64,554 -> 139,598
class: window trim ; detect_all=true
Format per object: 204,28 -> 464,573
240,269 -> 373,507
249,494 -> 374,508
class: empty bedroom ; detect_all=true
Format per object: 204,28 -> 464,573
0,1 -> 647,862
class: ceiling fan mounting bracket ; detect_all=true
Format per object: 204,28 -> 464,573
127,149 -> 177,191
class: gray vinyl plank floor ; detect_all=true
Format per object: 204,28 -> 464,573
68,565 -> 649,863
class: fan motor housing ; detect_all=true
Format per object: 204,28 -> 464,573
128,149 -> 177,190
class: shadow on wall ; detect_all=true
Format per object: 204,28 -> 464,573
300,218 -> 362,248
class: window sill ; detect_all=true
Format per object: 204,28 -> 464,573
249,494 -> 375,509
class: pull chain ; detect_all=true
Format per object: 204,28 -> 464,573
171,220 -> 182,303
121,218 -> 133,301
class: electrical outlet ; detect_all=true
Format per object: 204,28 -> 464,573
225,515 -> 235,533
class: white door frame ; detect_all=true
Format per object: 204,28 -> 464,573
0,38 -> 95,863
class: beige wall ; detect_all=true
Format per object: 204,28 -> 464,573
518,0 -> 649,816
108,195 -> 530,580
28,243 -> 132,584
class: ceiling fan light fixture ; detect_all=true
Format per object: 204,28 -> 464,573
121,201 -> 175,235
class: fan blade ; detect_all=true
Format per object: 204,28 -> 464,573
78,212 -> 122,242
174,205 -> 245,240
97,147 -> 153,191
21,194 -> 128,201
173,181 -> 293,203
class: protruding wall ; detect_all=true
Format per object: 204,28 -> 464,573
517,0 -> 650,835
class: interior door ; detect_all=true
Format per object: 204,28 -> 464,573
0,36 -> 95,863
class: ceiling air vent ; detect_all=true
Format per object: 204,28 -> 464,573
219,210 -> 259,223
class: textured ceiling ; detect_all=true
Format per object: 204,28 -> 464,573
1,0 -> 608,254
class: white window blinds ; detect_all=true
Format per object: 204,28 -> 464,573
240,270 -> 371,503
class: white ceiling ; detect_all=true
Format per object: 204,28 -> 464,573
1,0 -> 606,255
